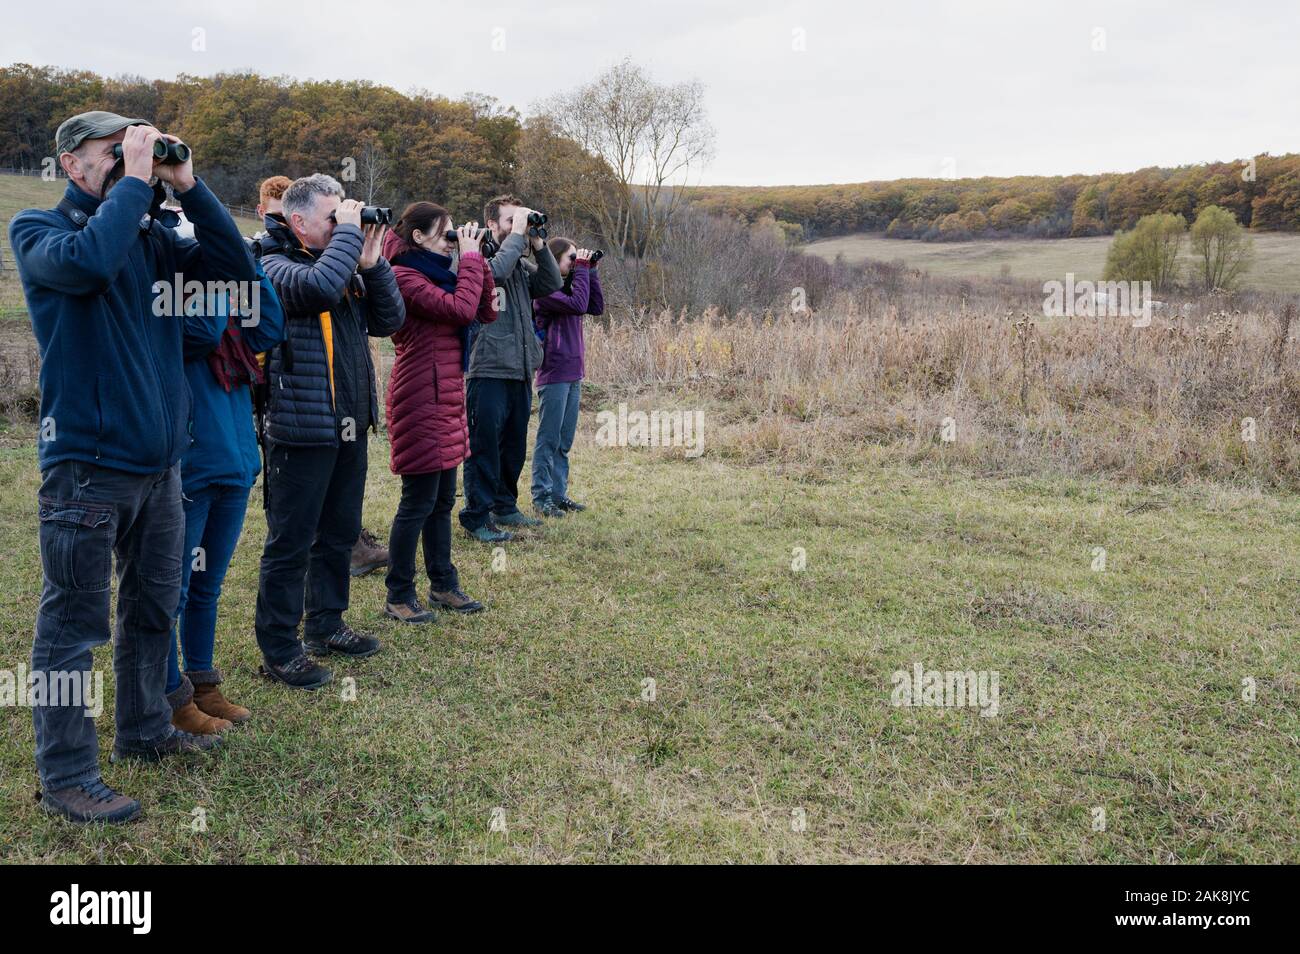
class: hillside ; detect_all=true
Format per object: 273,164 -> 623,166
687,157 -> 1300,242
804,230 -> 1300,294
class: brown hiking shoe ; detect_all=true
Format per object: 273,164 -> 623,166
189,669 -> 251,725
350,527 -> 389,577
39,779 -> 141,825
429,587 -> 485,614
167,677 -> 230,735
384,599 -> 435,624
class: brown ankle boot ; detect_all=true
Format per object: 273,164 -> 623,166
167,677 -> 232,735
189,669 -> 251,725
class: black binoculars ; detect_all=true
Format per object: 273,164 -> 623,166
112,139 -> 191,164
446,228 -> 500,257
527,210 -> 547,239
590,249 -> 604,263
360,206 -> 392,226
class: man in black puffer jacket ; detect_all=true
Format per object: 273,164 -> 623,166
254,173 -> 405,689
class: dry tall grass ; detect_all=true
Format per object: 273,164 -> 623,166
586,275 -> 1300,487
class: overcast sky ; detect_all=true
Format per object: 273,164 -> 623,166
3,0 -> 1295,186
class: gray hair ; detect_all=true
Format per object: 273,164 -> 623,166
282,173 -> 345,220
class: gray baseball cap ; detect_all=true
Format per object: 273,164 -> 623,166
55,110 -> 151,155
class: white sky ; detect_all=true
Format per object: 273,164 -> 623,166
2,0 -> 1296,186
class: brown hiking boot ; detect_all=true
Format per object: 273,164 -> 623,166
167,677 -> 232,735
39,779 -> 141,824
429,587 -> 485,614
350,527 -> 389,577
384,598 -> 435,624
189,668 -> 250,725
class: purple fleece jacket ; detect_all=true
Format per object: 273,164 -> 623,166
534,261 -> 604,386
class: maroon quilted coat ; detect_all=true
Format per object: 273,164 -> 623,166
384,230 -> 497,474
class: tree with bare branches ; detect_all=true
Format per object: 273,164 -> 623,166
520,59 -> 715,303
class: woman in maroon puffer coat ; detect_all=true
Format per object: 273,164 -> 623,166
381,202 -> 497,623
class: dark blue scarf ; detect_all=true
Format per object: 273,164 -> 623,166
392,246 -> 478,370
391,246 -> 457,292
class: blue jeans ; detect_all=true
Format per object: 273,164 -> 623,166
32,460 -> 183,791
531,380 -> 581,504
166,484 -> 250,694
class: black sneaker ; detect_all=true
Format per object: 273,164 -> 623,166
110,728 -> 221,764
38,779 -> 141,825
259,652 -> 334,690
555,496 -> 587,512
304,623 -> 382,658
534,497 -> 566,518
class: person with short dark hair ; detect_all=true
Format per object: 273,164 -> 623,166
9,110 -> 257,824
459,195 -> 562,542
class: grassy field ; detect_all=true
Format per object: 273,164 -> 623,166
0,424 -> 1297,863
1,172 -> 1297,863
806,231 -> 1300,294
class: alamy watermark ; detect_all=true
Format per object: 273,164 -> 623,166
152,274 -> 262,326
594,403 -> 704,458
1042,274 -> 1155,327
891,662 -> 1000,718
1,667 -> 103,717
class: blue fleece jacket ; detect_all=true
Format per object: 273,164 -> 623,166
9,176 -> 257,474
179,263 -> 286,493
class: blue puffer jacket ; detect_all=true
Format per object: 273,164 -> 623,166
259,216 -> 405,447
180,262 -> 286,493
10,177 -> 255,474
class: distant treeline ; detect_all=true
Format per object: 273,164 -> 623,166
0,64 -> 521,217
686,158 -> 1300,242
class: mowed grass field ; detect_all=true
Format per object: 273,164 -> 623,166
0,424 -> 1297,863
806,231 -> 1300,294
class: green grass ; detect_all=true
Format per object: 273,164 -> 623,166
1,428 -> 1296,863
805,231 -> 1300,294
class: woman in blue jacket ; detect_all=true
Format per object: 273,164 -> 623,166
167,264 -> 286,733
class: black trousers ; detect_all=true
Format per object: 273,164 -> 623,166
254,435 -> 367,664
385,467 -> 459,603
460,377 -> 532,530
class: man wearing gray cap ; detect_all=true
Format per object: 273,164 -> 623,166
9,111 -> 258,823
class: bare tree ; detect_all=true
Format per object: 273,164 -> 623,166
527,59 -> 715,303
356,137 -> 390,205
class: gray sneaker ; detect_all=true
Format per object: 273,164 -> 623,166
110,728 -> 221,764
534,497 -> 566,518
39,779 -> 142,825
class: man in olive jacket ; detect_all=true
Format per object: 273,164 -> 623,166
254,174 -> 404,689
460,194 -> 562,541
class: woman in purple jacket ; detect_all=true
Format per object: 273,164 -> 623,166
531,237 -> 603,516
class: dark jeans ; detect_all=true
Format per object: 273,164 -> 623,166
32,460 -> 183,791
166,483 -> 250,693
385,467 -> 459,603
254,436 -> 367,665
460,377 -> 531,530
531,380 -> 581,504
